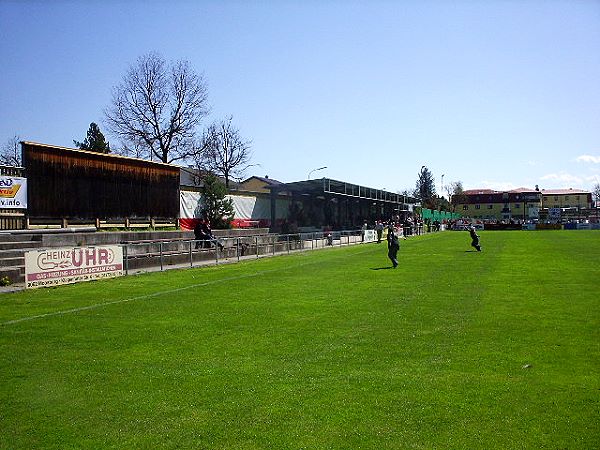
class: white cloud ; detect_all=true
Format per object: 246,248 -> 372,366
480,181 -> 519,191
474,172 -> 599,192
540,172 -> 584,187
576,155 -> 600,164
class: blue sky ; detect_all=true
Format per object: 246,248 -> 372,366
1,0 -> 599,195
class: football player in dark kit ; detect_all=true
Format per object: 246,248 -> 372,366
387,225 -> 400,268
468,225 -> 482,251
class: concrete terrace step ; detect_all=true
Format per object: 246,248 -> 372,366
0,256 -> 25,268
0,241 -> 43,251
0,235 -> 43,284
0,248 -> 30,259
0,245 -> 41,271
0,233 -> 43,243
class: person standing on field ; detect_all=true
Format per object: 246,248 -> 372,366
468,225 -> 482,251
387,225 -> 400,268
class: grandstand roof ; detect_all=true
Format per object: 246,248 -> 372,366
268,178 -> 418,205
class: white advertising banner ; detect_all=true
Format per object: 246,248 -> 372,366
25,245 -> 124,289
0,176 -> 27,209
180,190 -> 203,219
230,195 -> 274,220
179,190 -> 290,222
364,229 -> 377,242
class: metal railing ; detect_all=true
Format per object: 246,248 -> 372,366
121,229 -> 366,275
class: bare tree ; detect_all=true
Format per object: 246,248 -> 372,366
450,181 -> 464,197
113,138 -> 149,160
449,181 -> 465,211
104,52 -> 209,163
443,183 -> 453,202
0,135 -> 22,167
196,116 -> 252,188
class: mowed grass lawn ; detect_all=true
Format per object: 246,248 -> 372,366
0,231 -> 598,449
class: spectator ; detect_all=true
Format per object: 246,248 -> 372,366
375,220 -> 384,243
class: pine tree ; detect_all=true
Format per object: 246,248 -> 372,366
415,166 -> 437,209
200,173 -> 234,229
74,123 -> 111,153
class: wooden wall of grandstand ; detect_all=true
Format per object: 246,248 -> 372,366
11,142 -> 180,230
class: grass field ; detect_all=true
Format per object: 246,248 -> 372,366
1,230 -> 599,449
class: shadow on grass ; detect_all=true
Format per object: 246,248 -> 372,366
370,267 -> 395,270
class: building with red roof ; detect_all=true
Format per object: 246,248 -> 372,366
453,187 -> 593,222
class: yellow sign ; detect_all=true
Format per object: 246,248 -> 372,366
0,184 -> 21,198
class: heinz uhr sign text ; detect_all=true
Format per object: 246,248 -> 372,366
25,245 -> 124,289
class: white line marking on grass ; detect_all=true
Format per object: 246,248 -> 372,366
1,248 -> 374,327
1,271 -> 274,326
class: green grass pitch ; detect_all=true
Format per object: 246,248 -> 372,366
1,230 -> 599,449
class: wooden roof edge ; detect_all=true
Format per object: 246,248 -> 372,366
20,141 -> 180,170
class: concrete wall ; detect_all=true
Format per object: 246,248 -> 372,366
36,228 -> 271,248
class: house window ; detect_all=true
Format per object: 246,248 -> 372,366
554,196 -> 559,201
475,204 -> 481,209
463,205 -> 469,210
488,204 -> 493,209
514,203 -> 520,209
565,196 -> 569,201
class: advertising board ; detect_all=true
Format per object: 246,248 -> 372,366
25,245 -> 124,289
549,208 -> 561,219
0,176 -> 27,209
364,229 -> 377,242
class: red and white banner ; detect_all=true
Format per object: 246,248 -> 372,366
25,245 -> 124,289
